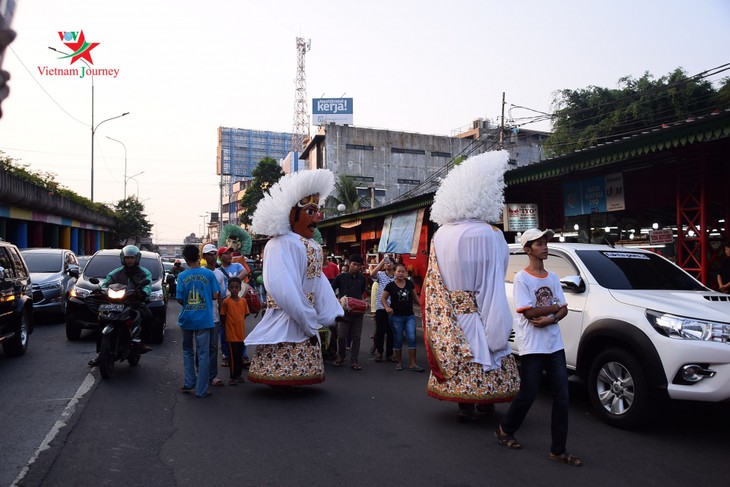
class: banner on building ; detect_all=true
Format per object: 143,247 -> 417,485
564,173 -> 625,217
378,209 -> 424,254
312,98 -> 353,125
503,203 -> 539,232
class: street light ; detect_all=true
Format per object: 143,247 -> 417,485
106,136 -> 127,199
92,113 -> 129,202
199,213 -> 210,241
127,170 -> 144,199
48,46 -> 129,202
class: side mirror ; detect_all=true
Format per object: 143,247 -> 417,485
560,275 -> 585,293
0,266 -> 4,280
67,264 -> 80,278
89,277 -> 100,285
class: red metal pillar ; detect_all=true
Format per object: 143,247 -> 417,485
675,151 -> 707,284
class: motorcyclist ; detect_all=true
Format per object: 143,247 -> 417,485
88,245 -> 154,367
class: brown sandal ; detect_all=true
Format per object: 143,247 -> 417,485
548,452 -> 583,466
495,425 -> 522,449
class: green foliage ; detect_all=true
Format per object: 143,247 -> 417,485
239,157 -> 285,226
0,152 -> 114,217
545,68 -> 729,157
452,155 -> 467,166
112,197 -> 152,246
327,174 -> 366,213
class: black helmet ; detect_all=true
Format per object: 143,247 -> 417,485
120,245 -> 141,266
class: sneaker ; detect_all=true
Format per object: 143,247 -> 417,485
221,358 -> 230,367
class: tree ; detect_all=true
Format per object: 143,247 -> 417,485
545,68 -> 729,157
112,197 -> 152,246
327,174 -> 366,214
239,157 -> 285,226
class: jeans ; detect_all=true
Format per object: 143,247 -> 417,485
374,309 -> 394,357
337,313 -> 363,364
219,323 -> 230,359
208,322 -> 220,382
183,328 -> 212,397
500,350 -> 570,455
390,314 -> 417,350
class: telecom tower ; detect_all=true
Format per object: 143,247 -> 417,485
291,37 -> 311,152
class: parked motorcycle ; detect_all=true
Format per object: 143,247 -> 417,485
88,277 -> 150,379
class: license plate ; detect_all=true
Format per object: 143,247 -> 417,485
99,303 -> 125,312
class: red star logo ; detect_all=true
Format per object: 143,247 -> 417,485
61,30 -> 100,65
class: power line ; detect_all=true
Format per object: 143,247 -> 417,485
7,45 -> 89,127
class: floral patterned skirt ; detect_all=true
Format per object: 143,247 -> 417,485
247,339 -> 325,386
426,353 -> 520,404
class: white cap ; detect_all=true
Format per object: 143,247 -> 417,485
202,243 -> 218,255
519,228 -> 555,247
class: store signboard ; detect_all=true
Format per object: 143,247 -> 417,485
503,203 -> 539,232
649,229 -> 674,245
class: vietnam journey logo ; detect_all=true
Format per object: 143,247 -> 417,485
39,30 -> 120,78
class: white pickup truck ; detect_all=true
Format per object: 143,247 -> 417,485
505,242 -> 730,429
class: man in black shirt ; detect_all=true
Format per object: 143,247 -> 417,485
717,242 -> 730,293
331,253 -> 367,370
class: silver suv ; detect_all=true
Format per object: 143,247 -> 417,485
21,248 -> 79,318
506,243 -> 730,429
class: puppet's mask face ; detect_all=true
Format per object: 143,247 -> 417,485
290,194 -> 322,239
225,236 -> 242,254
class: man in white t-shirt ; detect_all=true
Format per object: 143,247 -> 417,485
202,244 -> 225,387
495,228 -> 582,467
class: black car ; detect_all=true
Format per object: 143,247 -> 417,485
21,248 -> 79,318
66,250 -> 167,343
0,240 -> 33,357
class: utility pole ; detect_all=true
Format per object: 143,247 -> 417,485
499,92 -> 505,149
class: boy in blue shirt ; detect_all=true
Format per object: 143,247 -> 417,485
177,244 -> 220,398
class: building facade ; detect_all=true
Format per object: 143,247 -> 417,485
217,127 -> 292,225
301,122 -> 549,210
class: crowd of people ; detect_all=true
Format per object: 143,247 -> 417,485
174,153 -> 582,467
77,151 -> 581,468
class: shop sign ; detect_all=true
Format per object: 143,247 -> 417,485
649,229 -> 674,245
336,234 -> 357,243
503,203 -> 538,232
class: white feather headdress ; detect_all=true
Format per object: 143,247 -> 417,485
430,150 -> 509,226
251,169 -> 335,236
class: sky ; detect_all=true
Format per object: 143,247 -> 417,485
1,0 -> 729,243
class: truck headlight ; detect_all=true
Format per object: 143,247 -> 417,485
647,310 -> 730,342
149,290 -> 164,302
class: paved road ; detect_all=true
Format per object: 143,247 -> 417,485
3,303 -> 728,486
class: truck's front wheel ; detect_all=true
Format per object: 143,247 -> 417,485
588,348 -> 650,429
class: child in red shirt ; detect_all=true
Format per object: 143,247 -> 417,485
220,277 -> 250,385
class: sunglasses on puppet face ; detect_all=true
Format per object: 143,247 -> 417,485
303,206 -> 321,216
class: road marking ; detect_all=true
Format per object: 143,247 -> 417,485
12,372 -> 96,487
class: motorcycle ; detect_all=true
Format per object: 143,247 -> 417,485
89,277 -> 150,379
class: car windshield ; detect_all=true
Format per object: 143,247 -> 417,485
576,250 -> 706,291
83,255 -> 162,280
22,253 -> 62,273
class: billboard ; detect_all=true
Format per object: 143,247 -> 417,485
312,98 -> 353,125
563,173 -> 625,217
